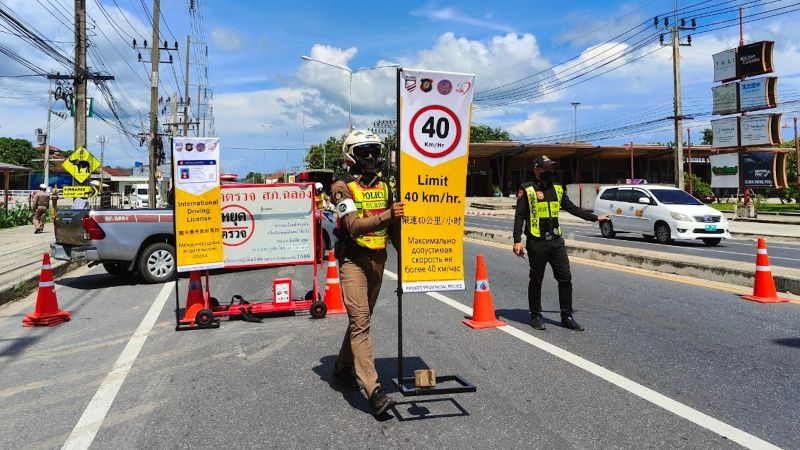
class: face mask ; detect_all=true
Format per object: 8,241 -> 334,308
539,170 -> 554,182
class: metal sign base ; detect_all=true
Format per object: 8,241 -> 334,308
393,375 -> 476,397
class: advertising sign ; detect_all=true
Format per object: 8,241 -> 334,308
739,77 -> 778,112
741,150 -> 789,189
173,137 -> 224,272
737,41 -> 775,78
220,184 -> 315,267
713,48 -> 737,82
63,146 -> 101,183
740,114 -> 781,147
712,82 -> 738,115
398,68 -> 474,292
711,117 -> 739,148
710,153 -> 740,188
62,185 -> 98,198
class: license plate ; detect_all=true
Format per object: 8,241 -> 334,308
705,225 -> 717,232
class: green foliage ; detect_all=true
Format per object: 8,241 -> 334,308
0,137 -> 41,171
774,141 -> 799,204
0,204 -> 34,228
305,135 -> 346,178
244,171 -> 264,183
684,172 -> 712,196
701,128 -> 713,145
470,125 -> 511,143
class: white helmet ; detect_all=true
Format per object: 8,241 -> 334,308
342,129 -> 382,167
314,182 -> 323,193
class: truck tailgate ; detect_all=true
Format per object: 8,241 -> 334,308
54,209 -> 90,245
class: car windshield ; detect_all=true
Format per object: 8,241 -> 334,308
137,189 -> 147,195
649,189 -> 703,205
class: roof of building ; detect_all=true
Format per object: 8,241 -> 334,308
0,162 -> 32,172
468,141 -> 719,161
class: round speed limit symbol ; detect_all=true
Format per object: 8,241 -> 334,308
409,105 -> 461,158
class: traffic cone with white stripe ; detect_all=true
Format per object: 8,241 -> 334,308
323,250 -> 346,314
22,253 -> 71,327
181,271 -> 206,323
463,254 -> 506,329
741,238 -> 789,303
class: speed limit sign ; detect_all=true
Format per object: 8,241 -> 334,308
409,105 -> 462,158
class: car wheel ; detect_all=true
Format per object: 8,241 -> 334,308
138,242 -> 176,284
103,262 -> 131,277
642,234 -> 655,241
600,220 -> 615,238
702,238 -> 721,247
655,223 -> 672,244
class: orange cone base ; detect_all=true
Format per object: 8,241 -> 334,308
741,294 -> 790,304
22,310 -> 71,327
462,317 -> 506,329
181,303 -> 204,324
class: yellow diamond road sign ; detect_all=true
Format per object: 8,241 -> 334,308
63,146 -> 100,183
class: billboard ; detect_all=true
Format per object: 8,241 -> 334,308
711,117 -> 739,148
740,114 -> 781,147
741,150 -> 789,189
710,153 -> 740,188
712,82 -> 738,115
739,77 -> 778,112
737,41 -> 775,78
713,48 -> 737,82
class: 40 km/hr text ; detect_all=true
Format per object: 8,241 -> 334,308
404,191 -> 461,204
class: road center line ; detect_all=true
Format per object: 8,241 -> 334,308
384,269 -> 779,449
62,282 -> 173,450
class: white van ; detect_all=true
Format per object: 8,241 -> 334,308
130,183 -> 161,209
593,185 -> 731,246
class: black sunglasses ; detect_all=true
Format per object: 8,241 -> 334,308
353,144 -> 381,158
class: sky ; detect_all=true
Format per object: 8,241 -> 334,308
2,0 -> 800,178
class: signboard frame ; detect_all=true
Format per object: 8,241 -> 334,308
739,76 -> 778,112
740,114 -> 781,147
711,117 -> 739,148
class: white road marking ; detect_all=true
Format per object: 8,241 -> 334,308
384,269 -> 780,449
62,282 -> 173,450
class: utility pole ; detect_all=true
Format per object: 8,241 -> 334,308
97,135 -> 106,192
687,128 -> 693,193
196,84 -> 202,137
171,92 -> 178,137
44,80 -> 54,187
74,0 -> 87,156
183,35 -> 191,137
147,0 -> 160,208
657,1 -> 694,190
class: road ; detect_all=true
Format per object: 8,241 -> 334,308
467,215 -> 800,270
1,242 -> 798,449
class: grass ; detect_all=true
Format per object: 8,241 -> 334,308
709,203 -> 800,213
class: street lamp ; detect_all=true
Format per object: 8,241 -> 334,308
300,55 -> 399,131
571,101 -> 580,143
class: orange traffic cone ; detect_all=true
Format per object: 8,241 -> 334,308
181,271 -> 206,322
742,238 -> 789,303
463,254 -> 506,329
22,253 -> 71,327
323,250 -> 346,314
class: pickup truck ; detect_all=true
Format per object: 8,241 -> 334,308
51,208 -> 336,283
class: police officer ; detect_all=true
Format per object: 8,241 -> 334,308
32,184 -> 50,234
512,156 -> 609,331
330,129 -> 404,416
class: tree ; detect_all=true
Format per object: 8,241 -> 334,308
0,138 -> 41,171
701,128 -> 713,145
470,125 -> 511,143
305,135 -> 345,178
777,140 -> 799,204
244,171 -> 264,183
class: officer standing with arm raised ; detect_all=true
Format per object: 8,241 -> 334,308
512,155 -> 609,331
330,130 -> 404,417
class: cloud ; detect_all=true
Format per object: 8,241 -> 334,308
508,111 -> 558,138
412,6 -> 516,33
211,27 -> 246,51
553,3 -> 648,48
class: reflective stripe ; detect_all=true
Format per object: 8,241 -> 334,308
327,261 -> 338,268
39,281 -> 55,287
757,249 -> 767,255
527,184 -> 563,238
326,278 -> 339,284
347,180 -> 389,250
41,264 -> 52,270
755,266 -> 772,272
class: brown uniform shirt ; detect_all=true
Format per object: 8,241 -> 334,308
330,174 -> 395,240
33,191 -> 50,207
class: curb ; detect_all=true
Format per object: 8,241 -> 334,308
464,227 -> 800,296
0,259 -> 87,308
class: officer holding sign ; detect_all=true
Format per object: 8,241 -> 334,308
512,156 -> 609,331
330,130 -> 404,417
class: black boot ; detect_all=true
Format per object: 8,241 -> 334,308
561,315 -> 584,331
369,386 -> 396,416
530,315 -> 546,330
332,362 -> 359,390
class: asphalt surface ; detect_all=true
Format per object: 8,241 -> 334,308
467,215 -> 800,270
1,242 -> 798,449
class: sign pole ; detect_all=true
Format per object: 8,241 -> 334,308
395,67 -> 404,395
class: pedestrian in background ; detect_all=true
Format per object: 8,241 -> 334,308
32,184 -> 49,234
512,155 -> 609,331
330,130 -> 403,417
51,184 -> 59,217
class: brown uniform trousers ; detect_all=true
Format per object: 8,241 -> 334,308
337,248 -> 387,397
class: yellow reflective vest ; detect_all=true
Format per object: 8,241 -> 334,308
347,180 -> 389,250
525,184 -> 563,238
